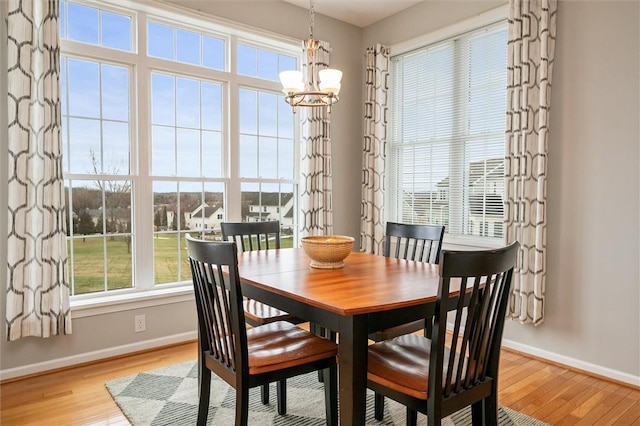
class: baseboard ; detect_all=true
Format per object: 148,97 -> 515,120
3,331 -> 638,388
502,338 -> 640,388
0,331 -> 198,382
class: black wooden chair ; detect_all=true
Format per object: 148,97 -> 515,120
370,222 -> 445,415
221,221 -> 299,327
186,235 -> 338,426
369,221 -> 446,342
368,241 -> 519,426
220,221 -> 303,408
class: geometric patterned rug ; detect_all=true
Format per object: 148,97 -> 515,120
105,360 -> 549,426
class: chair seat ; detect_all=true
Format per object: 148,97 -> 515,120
368,334 -> 463,400
248,321 -> 338,375
243,298 -> 298,325
368,319 -> 425,341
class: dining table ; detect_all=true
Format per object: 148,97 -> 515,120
237,247 -> 466,425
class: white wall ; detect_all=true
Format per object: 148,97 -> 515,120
364,0 -> 640,384
2,0 -> 639,386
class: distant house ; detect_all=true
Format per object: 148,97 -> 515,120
399,158 -> 504,238
185,203 -> 225,231
245,192 -> 295,227
467,158 -> 504,237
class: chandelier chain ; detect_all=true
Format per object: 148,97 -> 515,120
309,0 -> 315,39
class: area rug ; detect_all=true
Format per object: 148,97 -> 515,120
106,360 -> 547,426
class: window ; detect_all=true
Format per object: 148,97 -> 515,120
388,18 -> 507,245
60,0 -> 299,297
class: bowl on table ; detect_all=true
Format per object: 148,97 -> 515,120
300,235 -> 355,269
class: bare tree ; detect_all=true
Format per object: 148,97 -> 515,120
90,149 -> 132,253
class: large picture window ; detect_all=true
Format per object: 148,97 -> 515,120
388,20 -> 507,245
60,0 -> 299,297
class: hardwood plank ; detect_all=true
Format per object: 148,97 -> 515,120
1,341 -> 639,426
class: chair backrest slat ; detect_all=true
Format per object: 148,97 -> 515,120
221,221 -> 281,252
430,242 -> 518,399
384,222 -> 445,264
186,235 -> 248,375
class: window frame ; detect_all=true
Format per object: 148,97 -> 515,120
62,0 -> 302,315
387,5 -> 508,250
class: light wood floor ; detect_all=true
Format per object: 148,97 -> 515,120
1,340 -> 638,425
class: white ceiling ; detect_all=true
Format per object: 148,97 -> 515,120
282,0 -> 424,28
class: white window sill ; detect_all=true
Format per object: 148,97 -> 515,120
443,235 -> 505,250
71,286 -> 195,319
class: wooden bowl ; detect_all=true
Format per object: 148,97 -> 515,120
301,235 -> 355,269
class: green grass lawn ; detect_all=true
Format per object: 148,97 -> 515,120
69,232 -> 294,295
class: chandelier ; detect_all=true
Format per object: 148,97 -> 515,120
279,0 -> 342,113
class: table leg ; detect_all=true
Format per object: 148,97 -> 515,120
338,314 -> 368,425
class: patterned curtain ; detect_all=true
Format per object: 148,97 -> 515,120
505,0 -> 557,325
360,44 -> 389,254
6,0 -> 72,340
299,40 -> 333,236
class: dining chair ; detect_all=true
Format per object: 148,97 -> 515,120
221,221 -> 300,327
368,241 -> 519,426
220,221 -> 303,409
370,221 -> 446,342
186,235 -> 338,426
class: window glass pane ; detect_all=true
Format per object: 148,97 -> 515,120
258,50 -> 278,80
67,118 -> 100,173
176,129 -> 200,177
176,29 -> 200,65
202,82 -> 222,131
259,92 -> 278,137
239,135 -> 258,178
151,73 -> 176,125
202,130 -> 223,177
278,100 -> 294,139
237,44 -> 257,76
67,2 -> 99,44
148,22 -> 174,59
101,64 -> 129,121
239,88 -> 257,134
203,36 -> 225,70
102,121 -> 130,174
259,137 -> 278,178
152,126 -> 176,176
69,236 -> 105,295
278,138 -> 294,179
67,59 -> 100,118
101,11 -> 131,51
176,77 -> 200,128
279,55 -> 297,74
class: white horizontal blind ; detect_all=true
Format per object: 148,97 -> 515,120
388,21 -> 507,243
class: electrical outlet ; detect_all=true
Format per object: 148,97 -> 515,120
134,314 -> 146,332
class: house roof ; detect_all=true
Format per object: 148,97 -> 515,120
190,205 -> 221,219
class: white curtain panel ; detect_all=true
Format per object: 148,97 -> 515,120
360,44 -> 390,255
505,0 -> 557,325
299,40 -> 333,236
6,0 -> 72,340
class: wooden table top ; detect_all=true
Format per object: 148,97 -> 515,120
237,248 -> 460,316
